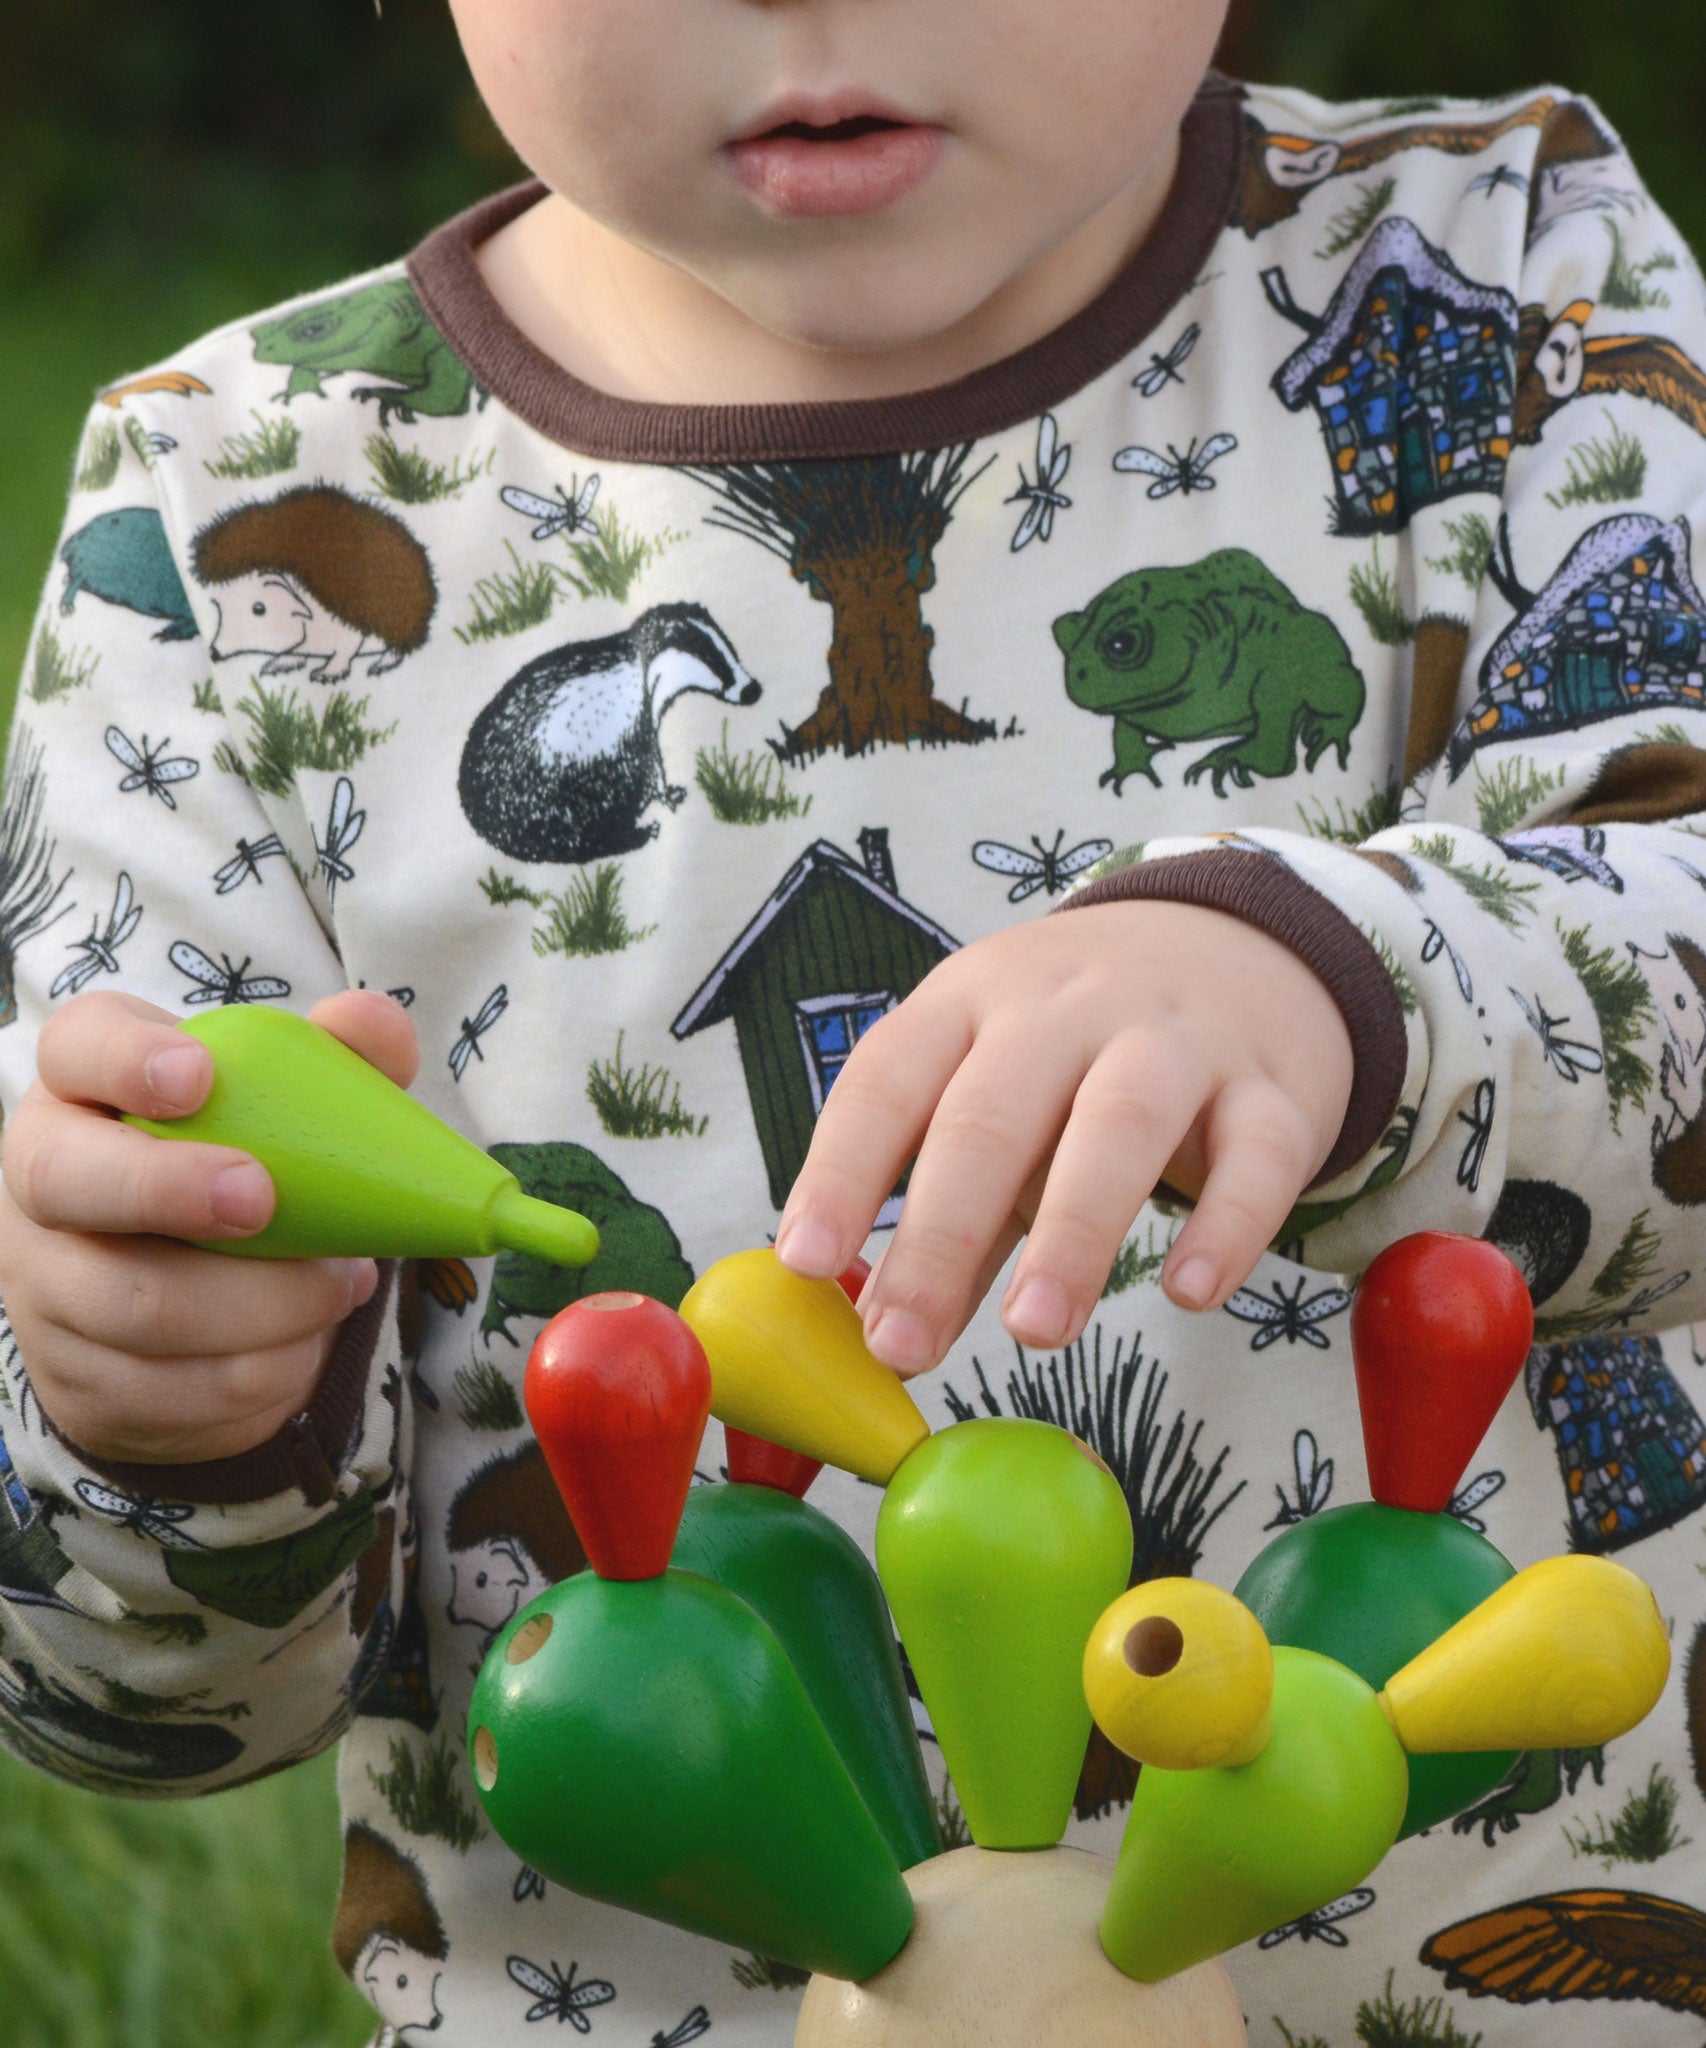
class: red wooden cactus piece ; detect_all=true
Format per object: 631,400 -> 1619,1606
524,1292 -> 712,1580
1350,1232 -> 1534,1513
726,1428 -> 824,1499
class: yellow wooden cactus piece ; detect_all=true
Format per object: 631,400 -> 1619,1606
1379,1554 -> 1671,1755
1083,1579 -> 1275,1771
678,1250 -> 930,1486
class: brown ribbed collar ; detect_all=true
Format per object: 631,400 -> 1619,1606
406,75 -> 1244,464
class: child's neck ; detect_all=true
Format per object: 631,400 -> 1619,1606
474,137 -> 1181,409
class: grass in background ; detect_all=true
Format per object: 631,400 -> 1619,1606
0,1742 -> 371,2048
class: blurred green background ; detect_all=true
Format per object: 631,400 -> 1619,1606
0,4 -> 1701,2044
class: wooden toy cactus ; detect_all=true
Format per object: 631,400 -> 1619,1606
671,1441 -> 940,1871
124,1004 -> 598,1266
682,1250 -> 1135,1848
1235,1230 -> 1535,1834
1085,1557 -> 1669,1982
466,1292 -> 915,1981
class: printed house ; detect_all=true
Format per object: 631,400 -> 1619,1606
1262,217 -> 1518,534
1450,512 -> 1706,774
1529,1333 -> 1706,1553
672,828 -> 958,1218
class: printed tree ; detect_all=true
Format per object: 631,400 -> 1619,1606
681,450 -> 995,761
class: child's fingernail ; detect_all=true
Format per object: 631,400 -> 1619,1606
776,1216 -> 840,1276
147,1042 -> 205,1106
1005,1278 -> 1072,1345
210,1161 -> 271,1230
866,1308 -> 935,1373
344,1258 -> 380,1306
1168,1257 -> 1218,1310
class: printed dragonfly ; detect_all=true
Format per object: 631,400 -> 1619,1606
504,1955 -> 615,2030
213,834 -> 288,894
1113,431 -> 1237,497
1131,321 -> 1201,397
51,871 -> 141,998
502,473 -> 601,541
315,776 -> 365,895
168,941 -> 291,1006
450,984 -> 509,1080
1265,1427 -> 1335,1527
74,1476 -> 206,1549
652,2011 -> 712,2048
105,726 -> 199,809
1259,1888 -> 1376,1949
971,829 -> 1112,902
1222,1274 -> 1352,1350
1005,413 -> 1072,550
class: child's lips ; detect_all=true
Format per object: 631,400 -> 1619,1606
725,121 -> 944,220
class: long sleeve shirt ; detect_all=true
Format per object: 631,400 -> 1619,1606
4,70 -> 1706,2046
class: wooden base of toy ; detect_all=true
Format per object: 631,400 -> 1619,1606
793,1845 -> 1247,2048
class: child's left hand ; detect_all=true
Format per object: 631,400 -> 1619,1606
774,898 -> 1355,1374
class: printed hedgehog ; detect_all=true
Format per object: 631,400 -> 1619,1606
191,481 -> 436,683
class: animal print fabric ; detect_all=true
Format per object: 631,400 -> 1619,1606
3,73 -> 1706,2047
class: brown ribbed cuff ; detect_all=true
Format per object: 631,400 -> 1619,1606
1055,851 -> 1408,1188
59,1261 -> 396,1508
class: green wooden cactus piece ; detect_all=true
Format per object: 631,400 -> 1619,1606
876,1419 -> 1133,1850
1234,1501 -> 1517,1836
125,1006 -> 596,1266
468,1568 -> 913,1981
673,1481 -> 939,1870
1102,1646 -> 1409,1982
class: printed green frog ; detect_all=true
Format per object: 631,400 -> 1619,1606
1053,548 -> 1367,796
251,277 -> 480,425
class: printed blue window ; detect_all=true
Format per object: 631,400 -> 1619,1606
1359,394 -> 1394,436
1453,366 -> 1485,406
799,993 -> 895,1106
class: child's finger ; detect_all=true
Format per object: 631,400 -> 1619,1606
13,1320 -> 347,1467
308,988 -> 421,1091
30,1230 -> 375,1361
1,1091 -> 273,1241
775,1000 -> 972,1280
1000,1037 -> 1205,1349
856,1029 -> 1084,1371
1159,1075 -> 1320,1312
35,989 -> 212,1118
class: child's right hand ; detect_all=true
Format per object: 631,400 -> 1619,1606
0,988 -> 418,1466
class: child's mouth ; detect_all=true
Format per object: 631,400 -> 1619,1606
726,107 -> 944,220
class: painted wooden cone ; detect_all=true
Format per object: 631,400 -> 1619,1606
125,1004 -> 597,1265
720,1258 -> 869,1498
468,1294 -> 913,1979
1378,1553 -> 1671,1754
876,1420 -> 1133,1849
1350,1232 -> 1533,1513
794,1847 -> 1247,2048
680,1250 -> 929,1485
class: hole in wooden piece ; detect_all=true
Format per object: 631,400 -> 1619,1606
1125,1615 -> 1184,1677
473,1726 -> 499,1791
507,1613 -> 554,1665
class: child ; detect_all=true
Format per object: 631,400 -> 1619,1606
3,1 -> 1705,2039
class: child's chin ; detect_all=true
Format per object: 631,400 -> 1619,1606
740,264 -> 1018,364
